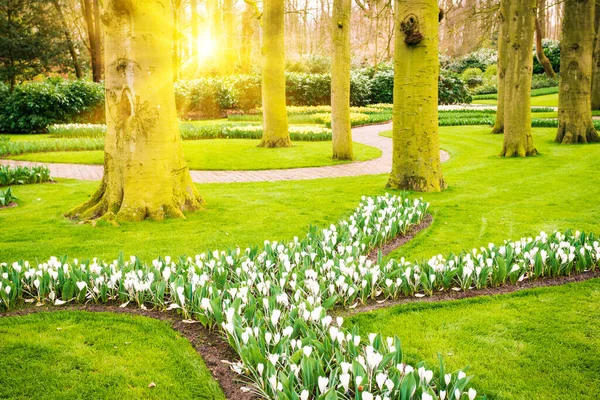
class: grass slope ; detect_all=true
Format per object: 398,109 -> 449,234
0,311 -> 225,400
7,139 -> 381,171
350,279 -> 600,399
473,93 -> 558,107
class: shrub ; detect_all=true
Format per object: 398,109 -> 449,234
228,74 -> 262,112
175,78 -> 235,119
0,165 -> 52,186
285,73 -> 331,106
472,84 -> 497,95
0,79 -> 105,133
531,73 -> 559,89
349,71 -> 372,106
305,54 -> 331,74
369,69 -> 394,104
533,39 -> 560,74
444,48 -> 498,74
461,67 -> 484,88
439,70 -> 472,104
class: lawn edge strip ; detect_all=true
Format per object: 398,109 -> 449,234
342,269 -> 600,317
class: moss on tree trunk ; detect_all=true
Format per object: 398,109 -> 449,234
492,0 -> 509,134
259,0 -> 292,148
591,4 -> 600,111
499,0 -> 537,157
331,0 -> 353,160
387,0 -> 445,192
66,0 -> 203,223
555,0 -> 599,143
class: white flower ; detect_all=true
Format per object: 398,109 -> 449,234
76,281 -> 87,291
362,392 -> 373,400
468,388 -> 477,400
257,363 -> 264,376
375,372 -> 387,390
303,346 -> 312,357
318,376 -> 329,393
440,391 -> 446,400
422,394 -> 433,400
271,309 -> 281,326
300,390 -> 309,400
339,373 -> 350,392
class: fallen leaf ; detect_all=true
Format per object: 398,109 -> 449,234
148,382 -> 156,388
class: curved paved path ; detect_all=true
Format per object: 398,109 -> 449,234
0,122 -> 450,183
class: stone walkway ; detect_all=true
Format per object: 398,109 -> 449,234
0,122 -> 450,183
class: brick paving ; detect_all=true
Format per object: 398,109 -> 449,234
0,122 -> 450,183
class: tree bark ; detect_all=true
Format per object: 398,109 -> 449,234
555,0 -> 599,143
535,0 -> 556,78
66,0 -> 203,222
172,0 -> 181,81
240,2 -> 256,73
260,0 -> 292,147
331,0 -> 353,160
491,0 -> 508,134
387,0 -> 445,192
81,0 -> 101,82
500,0 -> 537,157
190,0 -> 198,61
92,0 -> 103,81
591,3 -> 600,110
52,0 -> 82,79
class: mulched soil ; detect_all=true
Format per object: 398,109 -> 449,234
0,202 -> 17,209
2,213 -> 599,399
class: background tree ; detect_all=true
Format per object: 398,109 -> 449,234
260,0 -> 291,147
331,0 -> 353,160
592,1 -> 600,110
499,0 -> 537,157
66,0 -> 203,222
535,0 -> 556,77
555,0 -> 599,143
51,0 -> 82,79
80,0 -> 102,82
387,0 -> 445,192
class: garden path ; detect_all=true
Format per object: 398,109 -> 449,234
0,122 -> 450,183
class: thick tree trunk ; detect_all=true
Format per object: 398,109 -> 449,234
500,0 -> 537,157
331,0 -> 353,160
92,0 -> 103,81
491,0 -> 508,134
222,0 -> 237,74
555,0 -> 599,143
260,0 -> 291,147
66,0 -> 203,222
52,0 -> 82,79
387,0 -> 445,192
591,4 -> 600,110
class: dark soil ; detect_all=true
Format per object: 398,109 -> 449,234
0,201 -> 17,209
367,214 -> 433,262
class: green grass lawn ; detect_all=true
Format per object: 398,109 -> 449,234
349,279 -> 600,399
0,311 -> 224,400
7,139 -> 381,171
473,93 -> 559,107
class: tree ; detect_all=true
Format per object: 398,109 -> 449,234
555,0 -> 599,143
592,2 -> 600,110
387,0 -> 445,192
260,0 -> 291,147
222,0 -> 237,74
66,0 -> 203,222
80,0 -> 103,82
499,0 -> 537,157
330,0 -> 353,160
535,0 -> 556,78
491,0 -> 508,134
51,0 -> 82,79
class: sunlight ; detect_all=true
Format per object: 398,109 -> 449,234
196,30 -> 216,64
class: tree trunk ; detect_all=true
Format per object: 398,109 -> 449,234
500,0 -> 537,157
331,0 -> 353,160
535,0 -> 556,78
92,0 -> 103,81
172,0 -> 181,81
66,0 -> 203,222
260,0 -> 291,147
81,0 -> 101,82
555,0 -> 599,143
387,0 -> 445,192
190,0 -> 198,61
591,3 -> 600,110
491,0 -> 508,134
240,2 -> 255,73
222,0 -> 237,74
207,0 -> 222,69
52,0 -> 82,79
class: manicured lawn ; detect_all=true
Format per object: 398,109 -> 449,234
350,279 -> 600,399
473,93 -> 558,107
7,139 -> 381,170
0,311 -> 224,400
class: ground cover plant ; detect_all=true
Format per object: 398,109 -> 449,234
0,311 -> 225,400
0,165 -> 52,186
7,139 -> 381,171
0,187 -> 16,207
350,279 -> 600,399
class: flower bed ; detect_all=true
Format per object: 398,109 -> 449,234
1,194 -> 598,399
0,165 -> 52,186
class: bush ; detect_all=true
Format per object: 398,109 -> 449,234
461,68 -> 483,88
444,48 -> 498,74
175,78 -> 235,119
285,73 -> 331,106
533,39 -> 560,74
439,70 -> 472,105
531,73 -> 559,89
369,69 -> 394,104
0,79 -> 105,133
472,84 -> 497,95
228,75 -> 262,112
349,71 -> 372,106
